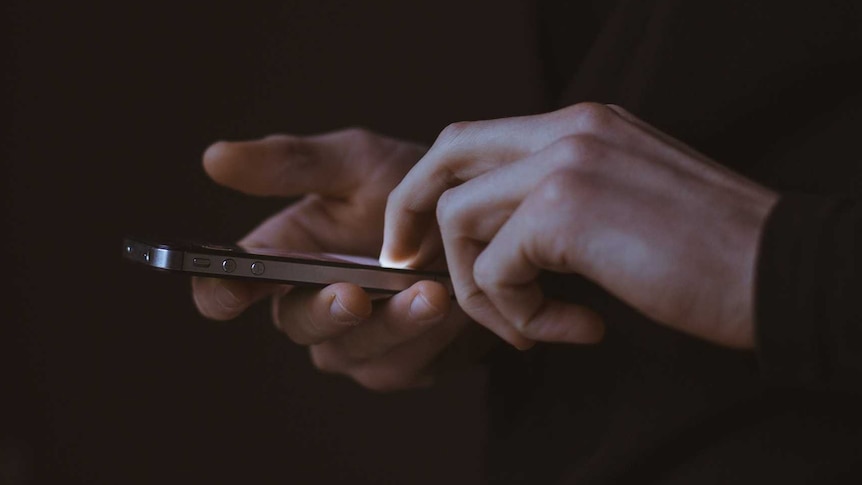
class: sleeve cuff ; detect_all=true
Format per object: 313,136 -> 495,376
754,193 -> 857,387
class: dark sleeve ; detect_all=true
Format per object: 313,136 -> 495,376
755,193 -> 862,390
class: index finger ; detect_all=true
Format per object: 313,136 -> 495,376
380,116 -> 543,267
193,130 -> 385,320
203,129 -> 398,199
380,104 -> 621,268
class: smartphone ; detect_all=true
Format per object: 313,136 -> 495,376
122,237 -> 452,296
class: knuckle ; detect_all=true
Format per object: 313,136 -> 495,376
604,103 -> 627,116
385,186 -> 401,209
538,170 -> 581,201
437,121 -> 473,146
325,127 -> 384,167
472,258 -> 497,294
565,102 -> 617,132
262,133 -> 294,143
553,134 -> 605,169
455,285 -> 490,323
535,169 -> 599,214
263,134 -> 303,158
341,126 -> 372,142
273,134 -> 313,164
435,186 -> 463,230
340,127 -> 379,153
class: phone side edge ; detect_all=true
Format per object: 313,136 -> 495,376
122,238 -> 185,270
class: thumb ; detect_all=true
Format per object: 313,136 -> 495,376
202,129 -> 376,198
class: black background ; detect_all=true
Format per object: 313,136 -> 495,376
3,2 -> 547,483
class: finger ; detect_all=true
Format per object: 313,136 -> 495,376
340,314 -> 475,391
472,171 -> 605,344
237,195 -> 381,256
380,112 -> 567,267
436,135 -> 620,244
318,280 -> 451,363
311,306 -> 475,392
272,282 -> 372,345
192,276 -> 279,321
202,129 -> 395,198
380,103 -> 640,267
434,138 -> 619,347
191,198 -> 349,322
441,235 -> 535,350
435,185 -> 531,348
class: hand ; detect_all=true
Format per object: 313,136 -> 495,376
382,103 -> 779,349
192,129 -> 491,391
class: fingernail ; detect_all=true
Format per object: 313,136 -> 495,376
214,284 -> 241,311
330,297 -> 362,325
409,293 -> 441,322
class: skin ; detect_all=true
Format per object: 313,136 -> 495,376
191,129 -> 490,392
382,103 -> 779,349
194,102 -> 779,391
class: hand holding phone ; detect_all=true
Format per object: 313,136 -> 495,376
162,129 -> 496,392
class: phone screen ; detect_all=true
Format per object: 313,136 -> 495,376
212,244 -> 387,268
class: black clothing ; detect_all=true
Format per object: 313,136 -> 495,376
485,1 -> 862,483
758,193 -> 862,389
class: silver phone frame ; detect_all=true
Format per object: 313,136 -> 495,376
123,238 -> 453,296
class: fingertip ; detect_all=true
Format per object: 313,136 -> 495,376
325,282 -> 372,321
380,210 -> 428,270
407,281 -> 450,322
519,302 -> 606,344
192,277 -> 250,320
273,285 -> 368,344
509,334 -> 536,351
202,140 -> 227,169
560,306 -> 605,344
378,252 -> 411,269
378,237 -> 416,269
202,140 -> 236,184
